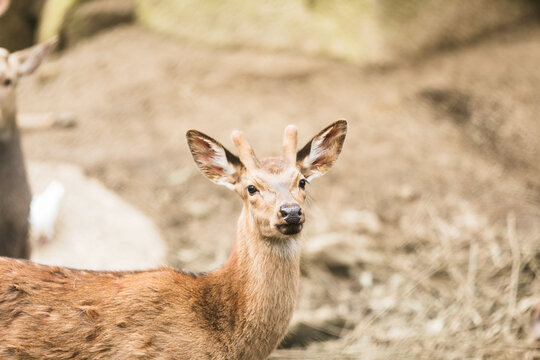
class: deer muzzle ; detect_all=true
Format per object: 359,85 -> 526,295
277,203 -> 304,235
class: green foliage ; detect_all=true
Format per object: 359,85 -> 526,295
37,0 -> 78,42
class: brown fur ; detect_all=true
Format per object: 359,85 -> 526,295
0,215 -> 299,359
0,121 -> 346,359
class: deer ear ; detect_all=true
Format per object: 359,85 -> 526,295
0,0 -> 10,16
10,36 -> 57,77
296,120 -> 347,181
186,130 -> 243,190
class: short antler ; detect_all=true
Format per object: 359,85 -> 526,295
282,125 -> 297,165
231,130 -> 260,169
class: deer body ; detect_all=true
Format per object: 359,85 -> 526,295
0,125 -> 31,258
0,39 -> 56,258
0,121 -> 346,359
0,209 -> 299,359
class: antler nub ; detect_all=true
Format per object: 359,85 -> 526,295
231,130 -> 259,169
282,125 -> 297,165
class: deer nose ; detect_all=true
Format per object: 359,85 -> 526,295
279,203 -> 302,224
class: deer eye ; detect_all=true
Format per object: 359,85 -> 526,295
3,78 -> 11,87
299,179 -> 307,189
247,185 -> 258,195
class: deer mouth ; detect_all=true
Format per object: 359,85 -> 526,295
277,223 -> 303,235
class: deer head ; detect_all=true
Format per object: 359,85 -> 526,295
0,38 -> 57,141
187,120 -> 347,240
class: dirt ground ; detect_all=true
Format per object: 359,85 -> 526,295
17,23 -> 540,358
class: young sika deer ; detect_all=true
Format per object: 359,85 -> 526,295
0,120 -> 347,359
0,39 -> 56,258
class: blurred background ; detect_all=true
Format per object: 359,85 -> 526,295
2,0 -> 540,358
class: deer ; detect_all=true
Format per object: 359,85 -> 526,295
0,38 -> 57,258
0,120 -> 347,359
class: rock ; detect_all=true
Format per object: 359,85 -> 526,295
63,0 -> 134,47
303,232 -> 368,269
340,209 -> 382,235
135,0 -> 538,64
38,0 -> 134,47
27,161 -> 167,270
280,306 -> 347,348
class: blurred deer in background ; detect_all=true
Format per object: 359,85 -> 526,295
0,39 -> 57,258
0,120 -> 347,359
0,0 -> 71,130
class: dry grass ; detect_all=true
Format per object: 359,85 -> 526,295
285,204 -> 540,359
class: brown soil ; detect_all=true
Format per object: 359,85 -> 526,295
17,24 -> 540,358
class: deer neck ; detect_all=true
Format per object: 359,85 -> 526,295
0,99 -> 17,143
0,111 -> 30,259
0,111 -> 24,176
212,206 -> 301,358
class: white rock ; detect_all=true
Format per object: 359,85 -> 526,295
28,161 -> 167,270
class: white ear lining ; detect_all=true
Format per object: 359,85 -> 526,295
304,126 -> 332,168
207,141 -> 234,175
308,136 -> 326,165
199,138 -> 237,188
